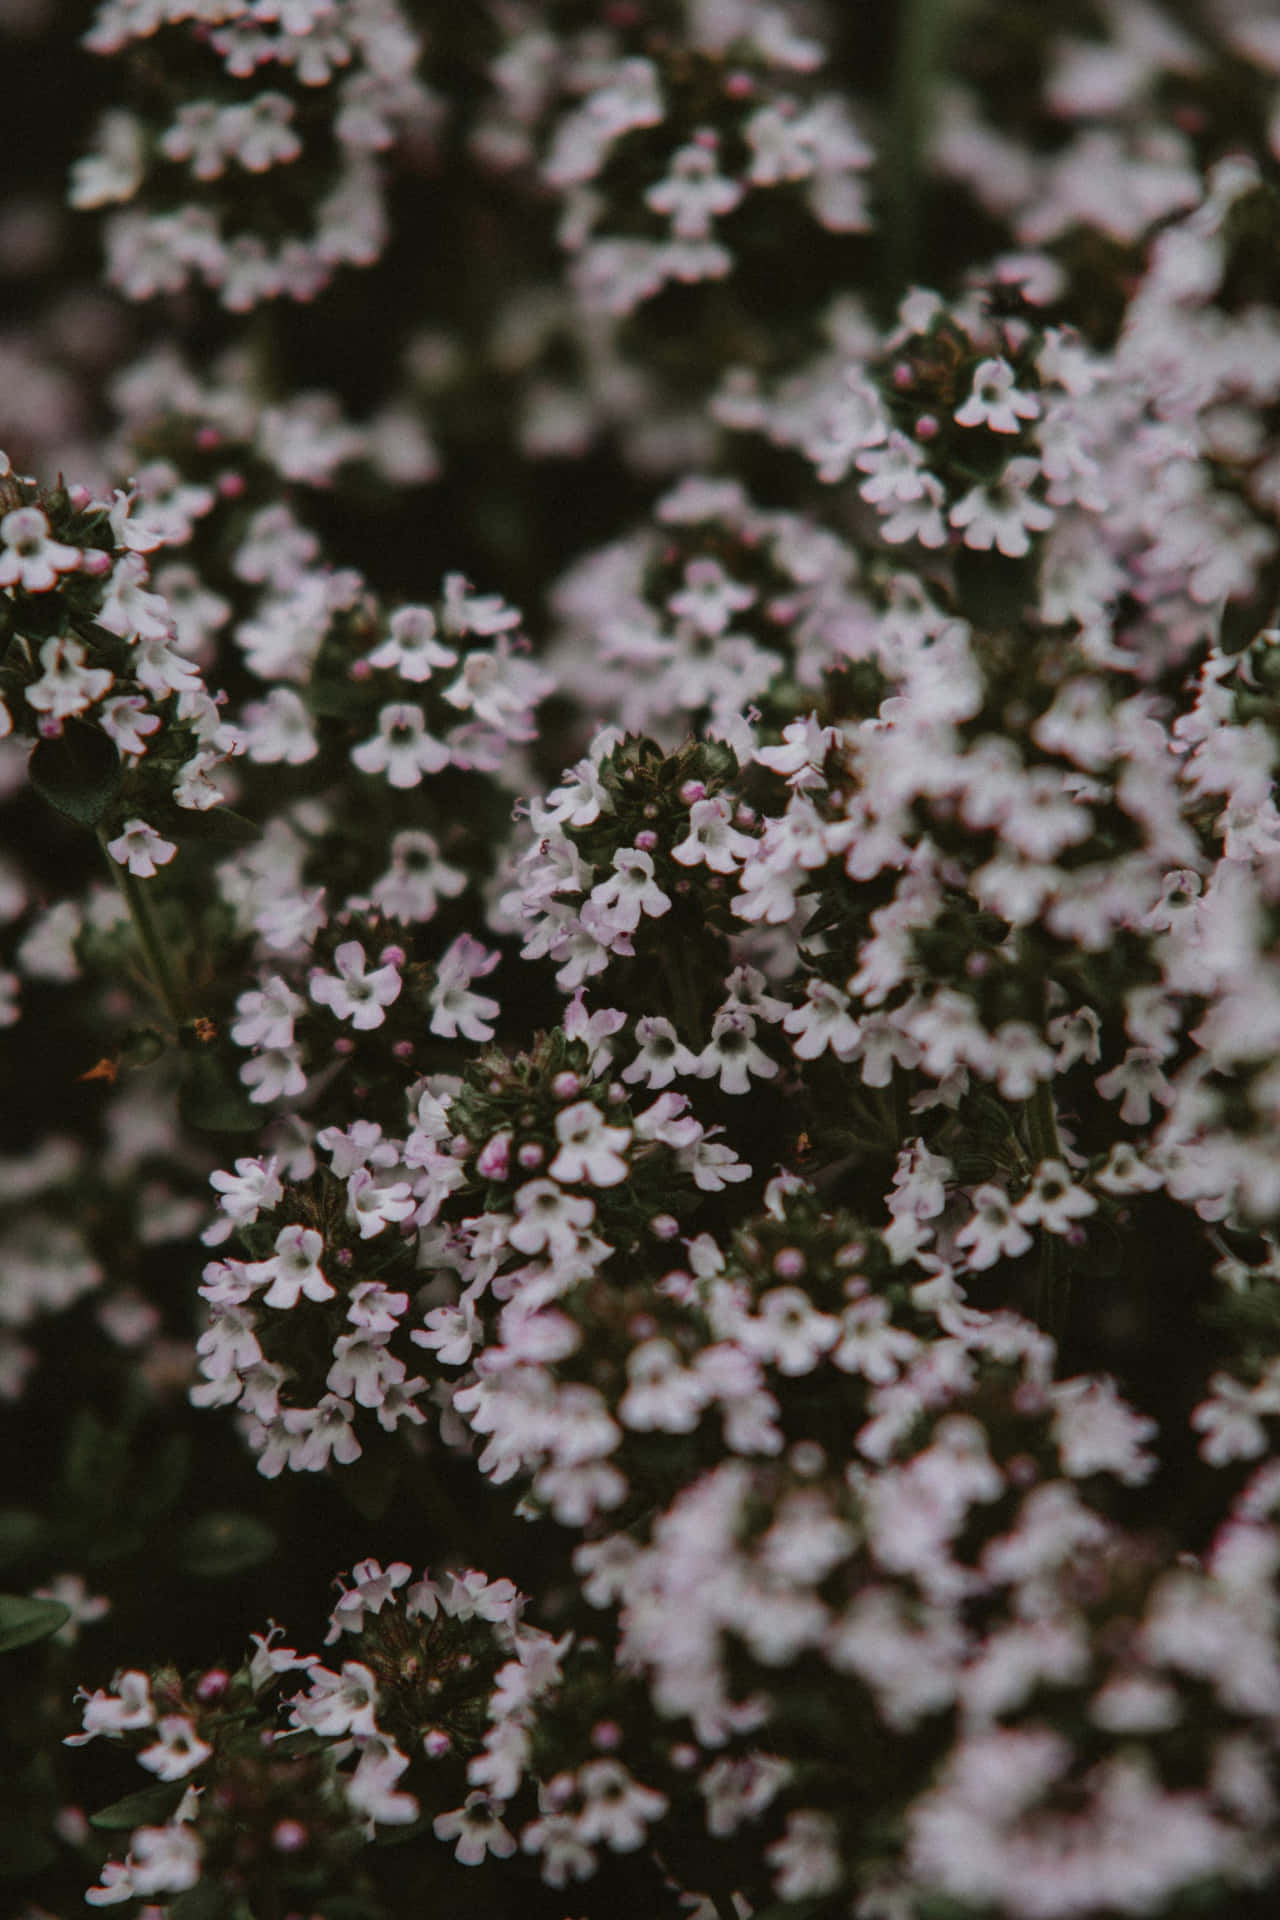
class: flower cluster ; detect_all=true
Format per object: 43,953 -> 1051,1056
8,3 -> 1280,1919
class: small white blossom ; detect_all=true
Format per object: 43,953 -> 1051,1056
955,356 -> 1041,434
106,819 -> 177,879
310,941 -> 402,1030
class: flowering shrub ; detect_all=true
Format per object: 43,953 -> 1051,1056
8,2 -> 1280,1916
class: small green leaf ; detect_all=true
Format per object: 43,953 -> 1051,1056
0,1509 -> 46,1568
90,1782 -> 188,1832
177,1510 -> 278,1578
0,1594 -> 71,1651
28,717 -> 122,827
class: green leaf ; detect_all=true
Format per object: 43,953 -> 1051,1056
90,1782 -> 188,1832
0,1509 -> 46,1568
27,717 -> 122,828
177,1510 -> 278,1578
175,805 -> 263,845
0,1593 -> 71,1651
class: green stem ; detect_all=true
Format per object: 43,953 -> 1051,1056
99,833 -> 186,1027
881,0 -> 955,309
1026,1079 -> 1061,1168
1025,1081 -> 1070,1345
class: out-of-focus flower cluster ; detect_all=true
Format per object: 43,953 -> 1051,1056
10,3 -> 1280,1918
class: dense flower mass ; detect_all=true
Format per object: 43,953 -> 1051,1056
10,2 -> 1280,1918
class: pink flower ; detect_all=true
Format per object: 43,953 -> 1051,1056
106,818 -> 177,878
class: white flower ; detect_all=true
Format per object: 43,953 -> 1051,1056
441,573 -> 522,637
695,1008 -> 778,1094
284,1394 -> 362,1471
668,556 -> 756,635
1014,1160 -> 1097,1235
25,637 -> 113,721
429,934 -> 500,1040
237,687 -> 318,765
329,1558 -> 413,1638
85,1860 -> 135,1905
955,1185 -> 1035,1270
740,1287 -> 841,1375
372,828 -> 467,923
508,1180 -> 596,1257
128,1821 -> 202,1897
573,1760 -> 668,1851
291,1661 -> 381,1737
240,1046 -> 308,1105
346,1736 -> 418,1825
67,1670 -> 153,1743
231,977 -> 305,1051
671,795 -> 756,871
645,131 -> 742,238
949,457 -> 1054,557
1095,1048 -> 1175,1126
99,694 -> 160,755
310,941 -> 402,1030
767,1808 -> 843,1900
955,356 -> 1040,434
345,1167 -> 415,1239
782,979 -> 861,1059
351,702 -> 450,787
106,819 -> 177,879
366,603 -> 458,681
433,1791 -> 517,1865
619,1339 -> 706,1432
0,506 -> 80,590
1050,1376 -> 1157,1484
621,1015 -> 701,1089
588,847 -> 671,936
137,1715 -> 213,1781
246,1225 -> 334,1309
549,1101 -> 631,1187
219,91 -> 301,174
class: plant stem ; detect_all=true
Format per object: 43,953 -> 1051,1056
1025,1082 -> 1070,1345
1025,1079 -> 1061,1167
881,0 -> 954,308
100,833 -> 186,1027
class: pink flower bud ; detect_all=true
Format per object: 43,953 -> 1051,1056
477,1131 -> 511,1180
